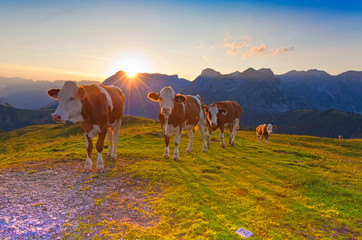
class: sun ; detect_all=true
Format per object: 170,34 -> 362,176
110,55 -> 151,78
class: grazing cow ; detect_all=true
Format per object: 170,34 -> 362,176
47,81 -> 125,172
205,101 -> 242,148
147,86 -> 208,160
256,123 -> 276,143
339,135 -> 343,140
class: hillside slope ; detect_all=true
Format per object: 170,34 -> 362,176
247,109 -> 362,139
0,104 -> 53,132
0,120 -> 361,239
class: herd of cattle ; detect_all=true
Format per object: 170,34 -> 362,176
47,81 -> 276,172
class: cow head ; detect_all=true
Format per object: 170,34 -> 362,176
205,104 -> 226,127
147,86 -> 186,116
47,81 -> 86,123
267,124 -> 276,134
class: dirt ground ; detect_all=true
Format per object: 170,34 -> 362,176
0,159 -> 158,239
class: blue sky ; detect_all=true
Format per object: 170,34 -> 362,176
0,0 -> 361,81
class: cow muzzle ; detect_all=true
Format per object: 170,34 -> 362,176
52,114 -> 65,123
211,123 -> 217,127
161,108 -> 171,116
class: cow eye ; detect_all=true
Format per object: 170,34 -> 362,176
69,97 -> 75,101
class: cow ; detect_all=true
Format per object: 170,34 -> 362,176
147,86 -> 208,160
205,101 -> 242,148
256,123 -> 276,143
47,81 -> 125,172
338,135 -> 343,140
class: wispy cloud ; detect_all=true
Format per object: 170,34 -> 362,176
224,33 -> 232,42
270,46 -> 295,56
223,34 -> 251,55
243,44 -> 295,59
203,55 -> 211,61
245,44 -> 267,58
222,34 -> 295,58
198,34 -> 295,60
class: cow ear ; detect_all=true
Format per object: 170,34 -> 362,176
273,125 -> 277,129
147,92 -> 160,102
78,86 -> 86,99
175,94 -> 187,103
219,108 -> 227,115
204,105 -> 209,113
47,89 -> 60,99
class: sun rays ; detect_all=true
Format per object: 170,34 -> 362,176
109,55 -> 152,79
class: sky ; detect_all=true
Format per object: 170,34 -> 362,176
0,0 -> 361,81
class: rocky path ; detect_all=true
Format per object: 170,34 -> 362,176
0,160 -> 158,239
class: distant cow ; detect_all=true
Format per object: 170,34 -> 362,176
47,81 -> 125,172
339,135 -> 343,140
205,101 -> 242,148
256,124 -> 276,143
147,86 -> 208,160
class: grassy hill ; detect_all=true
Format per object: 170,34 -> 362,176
241,109 -> 362,139
0,104 -> 54,132
0,117 -> 361,239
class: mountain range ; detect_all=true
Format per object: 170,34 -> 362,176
101,68 -> 362,119
2,68 -> 361,116
184,68 -> 362,114
0,68 -> 361,137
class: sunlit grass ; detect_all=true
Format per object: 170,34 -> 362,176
0,117 -> 361,239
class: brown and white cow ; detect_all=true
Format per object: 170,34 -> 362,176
256,123 -> 276,143
147,86 -> 208,160
47,81 -> 125,172
205,101 -> 242,148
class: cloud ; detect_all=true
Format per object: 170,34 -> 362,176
224,33 -> 232,42
203,55 -> 211,61
270,46 -> 295,56
249,44 -> 267,57
227,49 -> 238,56
242,52 -> 251,59
243,44 -> 267,59
243,44 -> 295,59
223,35 -> 251,55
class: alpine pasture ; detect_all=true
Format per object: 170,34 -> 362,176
0,117 -> 361,239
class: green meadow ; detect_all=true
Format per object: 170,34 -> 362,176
0,117 -> 361,239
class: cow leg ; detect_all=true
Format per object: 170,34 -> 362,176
163,134 -> 170,158
109,120 -> 121,161
186,129 -> 194,153
84,133 -> 93,172
230,118 -> 239,147
219,127 -> 226,149
228,126 -> 233,146
173,131 -> 182,160
107,128 -> 114,160
256,133 -> 261,141
207,127 -> 212,148
198,122 -> 208,152
265,136 -> 269,143
95,131 -> 107,172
